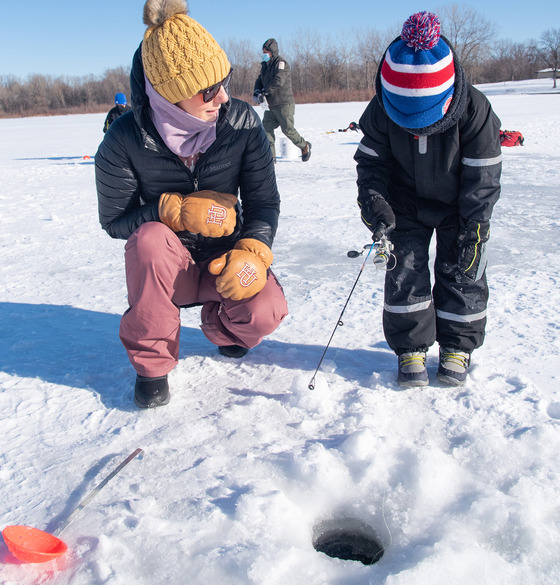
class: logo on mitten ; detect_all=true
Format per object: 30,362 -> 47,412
236,262 -> 258,287
207,204 -> 228,226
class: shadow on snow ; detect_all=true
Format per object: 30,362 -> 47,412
0,302 -> 390,410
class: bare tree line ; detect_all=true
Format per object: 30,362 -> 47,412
0,67 -> 131,118
1,6 -> 559,118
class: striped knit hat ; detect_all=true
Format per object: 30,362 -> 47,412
380,12 -> 455,130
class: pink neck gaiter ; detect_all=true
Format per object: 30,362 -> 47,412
145,75 -> 217,158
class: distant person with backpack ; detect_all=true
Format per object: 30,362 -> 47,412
253,38 -> 311,162
354,12 -> 502,387
103,93 -> 132,133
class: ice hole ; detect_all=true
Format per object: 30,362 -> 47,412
312,517 -> 384,565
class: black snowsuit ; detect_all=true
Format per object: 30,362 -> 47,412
103,104 -> 132,133
354,51 -> 502,354
254,39 -> 306,157
96,46 -> 280,263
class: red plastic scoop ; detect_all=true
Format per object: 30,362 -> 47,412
2,526 -> 68,563
2,448 -> 142,564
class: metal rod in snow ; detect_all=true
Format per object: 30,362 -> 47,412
308,244 -> 375,390
54,448 -> 143,537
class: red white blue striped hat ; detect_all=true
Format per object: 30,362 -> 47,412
380,12 -> 455,130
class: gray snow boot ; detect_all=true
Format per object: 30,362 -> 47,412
397,351 -> 429,387
437,348 -> 470,386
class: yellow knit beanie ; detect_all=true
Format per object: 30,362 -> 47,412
142,0 -> 231,103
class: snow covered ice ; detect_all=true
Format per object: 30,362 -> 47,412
1,78 -> 560,584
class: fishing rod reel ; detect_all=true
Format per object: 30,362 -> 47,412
347,236 -> 396,271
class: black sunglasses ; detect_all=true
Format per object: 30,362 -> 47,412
199,69 -> 233,103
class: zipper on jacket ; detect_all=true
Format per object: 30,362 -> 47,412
193,178 -> 199,191
414,135 -> 428,155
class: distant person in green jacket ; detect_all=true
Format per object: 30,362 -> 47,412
103,93 -> 132,133
253,39 -> 311,162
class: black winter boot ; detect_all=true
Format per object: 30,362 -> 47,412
218,345 -> 249,358
134,375 -> 170,408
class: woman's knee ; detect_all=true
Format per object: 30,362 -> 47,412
126,222 -> 186,264
244,278 -> 288,333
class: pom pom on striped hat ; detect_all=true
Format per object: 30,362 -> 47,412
401,11 -> 441,50
380,12 -> 455,130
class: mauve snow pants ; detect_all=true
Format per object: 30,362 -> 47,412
119,222 -> 288,377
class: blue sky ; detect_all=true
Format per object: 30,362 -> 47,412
1,0 -> 558,78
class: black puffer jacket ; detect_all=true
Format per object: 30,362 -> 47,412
253,39 -> 295,109
354,46 -> 502,226
96,45 -> 280,262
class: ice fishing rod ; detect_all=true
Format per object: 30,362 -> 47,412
308,235 -> 395,390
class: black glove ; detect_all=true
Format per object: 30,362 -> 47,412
253,91 -> 265,105
456,218 -> 490,283
358,193 -> 396,242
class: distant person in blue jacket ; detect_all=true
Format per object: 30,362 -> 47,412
103,93 -> 132,133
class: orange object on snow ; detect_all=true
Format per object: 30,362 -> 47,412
2,525 -> 68,563
2,448 -> 143,564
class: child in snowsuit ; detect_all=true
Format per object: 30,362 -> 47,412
354,12 -> 501,387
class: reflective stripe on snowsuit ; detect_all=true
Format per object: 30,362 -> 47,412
381,213 -> 489,353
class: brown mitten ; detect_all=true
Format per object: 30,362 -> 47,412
158,191 -> 237,237
208,239 -> 273,300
